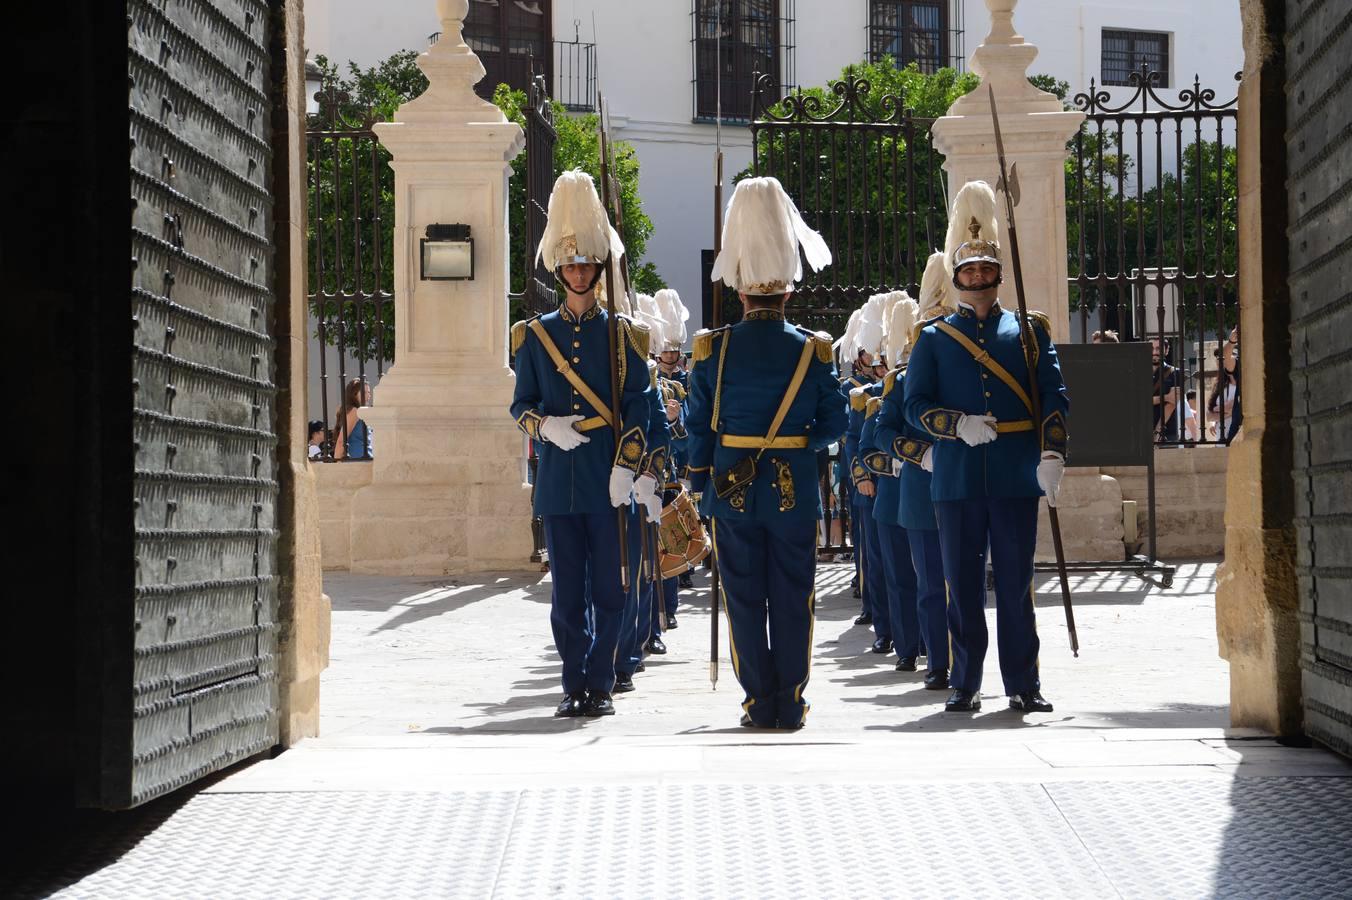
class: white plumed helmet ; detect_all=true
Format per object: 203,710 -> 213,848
711,176 -> 831,295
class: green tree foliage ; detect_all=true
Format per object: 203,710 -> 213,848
307,51 -> 663,360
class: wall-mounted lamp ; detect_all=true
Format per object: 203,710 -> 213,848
420,224 -> 474,281
304,57 -> 323,116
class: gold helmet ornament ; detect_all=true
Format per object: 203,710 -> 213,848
536,169 -> 625,294
944,181 -> 1002,292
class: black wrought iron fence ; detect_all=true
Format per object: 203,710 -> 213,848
749,69 -> 950,338
306,85 -> 393,461
1067,65 -> 1240,445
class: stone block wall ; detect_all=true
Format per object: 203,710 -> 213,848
1103,445 -> 1230,559
316,461 -> 374,570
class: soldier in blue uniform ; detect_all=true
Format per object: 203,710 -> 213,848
902,182 -> 1068,714
654,288 -> 696,600
873,258 -> 955,688
615,357 -> 671,691
836,308 -> 885,619
687,176 -> 846,729
509,170 -> 656,718
859,292 -> 925,671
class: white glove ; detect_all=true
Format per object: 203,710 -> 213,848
539,414 -> 590,451
956,414 -> 998,447
921,446 -> 934,472
1037,453 -> 1066,507
633,474 -> 662,524
609,465 -> 636,508
891,458 -> 903,477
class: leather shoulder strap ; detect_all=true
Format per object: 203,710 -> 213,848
763,340 -> 816,446
933,320 -> 1034,416
527,320 -> 614,427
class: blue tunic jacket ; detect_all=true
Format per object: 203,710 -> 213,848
857,381 -> 901,528
902,302 -> 1069,502
686,310 -> 847,524
873,367 -> 938,531
510,303 -> 655,516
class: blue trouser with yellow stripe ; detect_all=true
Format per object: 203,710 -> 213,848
618,508 -> 658,676
859,500 -> 889,639
935,497 -> 1041,696
907,528 -> 951,675
713,517 -> 818,728
543,512 -> 626,694
876,520 -> 920,656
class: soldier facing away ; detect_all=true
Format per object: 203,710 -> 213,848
686,176 -> 848,730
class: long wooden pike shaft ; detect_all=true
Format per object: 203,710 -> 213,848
987,86 -> 1079,656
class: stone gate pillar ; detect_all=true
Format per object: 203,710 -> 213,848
351,0 -> 531,575
930,0 -> 1083,344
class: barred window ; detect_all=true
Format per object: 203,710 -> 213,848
464,0 -> 552,101
869,1 -> 946,74
693,0 -> 783,122
1102,29 -> 1170,88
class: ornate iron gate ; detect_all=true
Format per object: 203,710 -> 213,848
1288,3 -> 1352,758
1068,66 -> 1240,445
127,0 -> 280,806
523,74 -> 559,317
306,85 -> 392,461
750,68 -> 950,557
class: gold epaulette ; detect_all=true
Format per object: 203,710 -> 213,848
911,313 -> 947,349
692,327 -> 728,364
882,366 -> 901,397
1026,310 -> 1052,334
510,319 -> 529,356
620,315 -> 651,358
850,387 -> 869,412
811,331 -> 834,364
866,396 -> 882,417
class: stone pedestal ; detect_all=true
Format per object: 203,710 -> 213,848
930,0 -> 1083,344
1034,469 -> 1125,563
351,0 -> 532,576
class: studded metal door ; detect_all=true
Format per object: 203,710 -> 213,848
126,0 -> 279,805
1288,0 -> 1352,758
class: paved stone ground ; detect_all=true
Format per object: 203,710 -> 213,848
13,560 -> 1352,899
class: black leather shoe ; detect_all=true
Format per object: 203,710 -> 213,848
613,671 -> 635,693
871,637 -> 893,654
1009,691 -> 1054,713
666,613 -> 679,629
854,611 -> 872,625
645,636 -> 667,655
678,572 -> 694,589
555,691 -> 587,717
584,691 -> 616,717
635,661 -> 646,673
924,668 -> 949,690
852,585 -> 862,599
739,713 -> 775,729
945,689 -> 981,712
895,656 -> 918,672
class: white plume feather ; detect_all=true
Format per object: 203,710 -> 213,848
854,294 -> 886,358
712,177 -> 831,292
918,251 -> 954,319
536,170 -> 620,269
654,288 -> 688,347
943,180 -> 999,265
886,293 -> 920,365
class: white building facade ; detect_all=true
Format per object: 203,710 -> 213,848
306,0 -> 1243,336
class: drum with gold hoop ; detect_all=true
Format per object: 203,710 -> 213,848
658,487 -> 711,578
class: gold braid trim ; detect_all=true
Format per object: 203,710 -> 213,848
510,320 -> 529,356
883,367 -> 900,397
621,315 -> 651,358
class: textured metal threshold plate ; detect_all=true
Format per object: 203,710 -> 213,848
19,777 -> 1352,899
